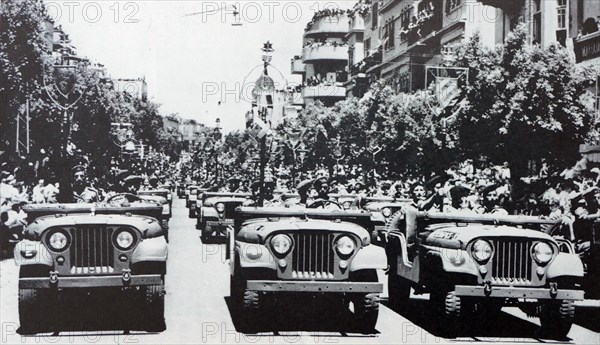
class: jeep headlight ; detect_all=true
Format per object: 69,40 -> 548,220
472,240 -> 493,263
48,231 -> 69,251
162,204 -> 170,215
342,201 -> 352,210
335,236 -> 355,256
382,207 -> 392,217
167,194 -> 172,201
532,242 -> 553,265
216,203 -> 225,213
114,230 -> 135,250
271,234 -> 292,256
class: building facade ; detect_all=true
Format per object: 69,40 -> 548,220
295,9 -> 350,106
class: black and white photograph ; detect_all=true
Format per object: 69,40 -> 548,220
1,0 -> 599,344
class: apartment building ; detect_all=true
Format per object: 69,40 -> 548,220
293,9 -> 350,106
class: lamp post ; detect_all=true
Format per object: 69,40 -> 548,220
213,118 -> 222,184
252,41 -> 275,206
296,143 -> 309,180
43,44 -> 88,202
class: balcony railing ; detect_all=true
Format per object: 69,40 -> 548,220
303,45 -> 348,62
574,31 -> 600,64
289,92 -> 304,106
477,0 -> 524,12
305,14 -> 349,37
303,84 -> 346,99
349,14 -> 365,32
291,57 -> 306,74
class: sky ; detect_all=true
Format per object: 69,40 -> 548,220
48,1 -> 354,132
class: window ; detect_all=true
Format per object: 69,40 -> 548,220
364,38 -> 371,58
384,18 -> 395,50
446,0 -> 462,14
348,45 -> 355,67
557,0 -> 567,29
372,2 -> 379,29
532,0 -> 542,45
399,7 -> 411,41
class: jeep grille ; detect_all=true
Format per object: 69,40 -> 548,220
491,239 -> 533,284
69,226 -> 115,274
290,233 -> 335,279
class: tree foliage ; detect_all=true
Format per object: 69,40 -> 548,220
452,25 -> 598,178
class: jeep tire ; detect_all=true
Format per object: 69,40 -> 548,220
539,299 -> 574,339
353,293 -> 379,334
388,273 -> 410,311
430,289 -> 462,337
18,288 -> 58,334
141,283 -> 166,332
161,220 -> 169,242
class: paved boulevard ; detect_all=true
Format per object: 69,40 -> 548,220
1,197 -> 599,344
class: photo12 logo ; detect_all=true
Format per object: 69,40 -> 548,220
45,2 -> 140,24
193,2 -> 343,25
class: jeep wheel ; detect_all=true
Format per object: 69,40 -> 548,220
352,293 -> 379,334
388,274 -> 410,311
539,300 -> 575,339
430,289 -> 462,337
188,210 -> 195,218
18,289 -> 58,334
230,274 -> 245,306
142,284 -> 166,332
161,220 -> 169,242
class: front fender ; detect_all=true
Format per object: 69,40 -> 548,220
547,252 -> 584,279
236,241 -> 277,270
131,236 -> 168,263
350,245 -> 387,271
203,207 -> 218,219
429,247 -> 479,277
13,240 -> 53,266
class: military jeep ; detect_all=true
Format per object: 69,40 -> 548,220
385,206 -> 584,338
228,207 -> 386,333
185,185 -> 200,208
362,196 -> 411,243
138,188 -> 172,207
189,188 -> 208,218
197,192 -> 250,243
15,203 -> 168,334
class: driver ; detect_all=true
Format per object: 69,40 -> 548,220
72,165 -> 99,203
307,177 -> 338,209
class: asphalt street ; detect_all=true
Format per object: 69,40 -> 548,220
1,197 -> 599,344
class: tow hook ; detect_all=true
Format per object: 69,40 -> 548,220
49,271 -> 59,286
122,269 -> 132,285
550,282 -> 558,298
484,281 -> 492,296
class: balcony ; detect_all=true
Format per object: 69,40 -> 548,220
477,0 -> 524,12
305,14 -> 348,38
303,84 -> 346,99
574,31 -> 600,65
349,14 -> 365,33
289,92 -> 304,106
291,57 -> 306,74
303,45 -> 348,63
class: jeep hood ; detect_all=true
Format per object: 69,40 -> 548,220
23,214 -> 163,240
204,197 -> 248,207
424,224 -> 555,250
237,218 -> 371,246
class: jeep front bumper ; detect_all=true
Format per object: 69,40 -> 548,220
19,274 -> 163,289
247,280 -> 383,293
454,285 -> 584,300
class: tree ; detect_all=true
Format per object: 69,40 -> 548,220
0,0 -> 53,156
452,25 -> 598,179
